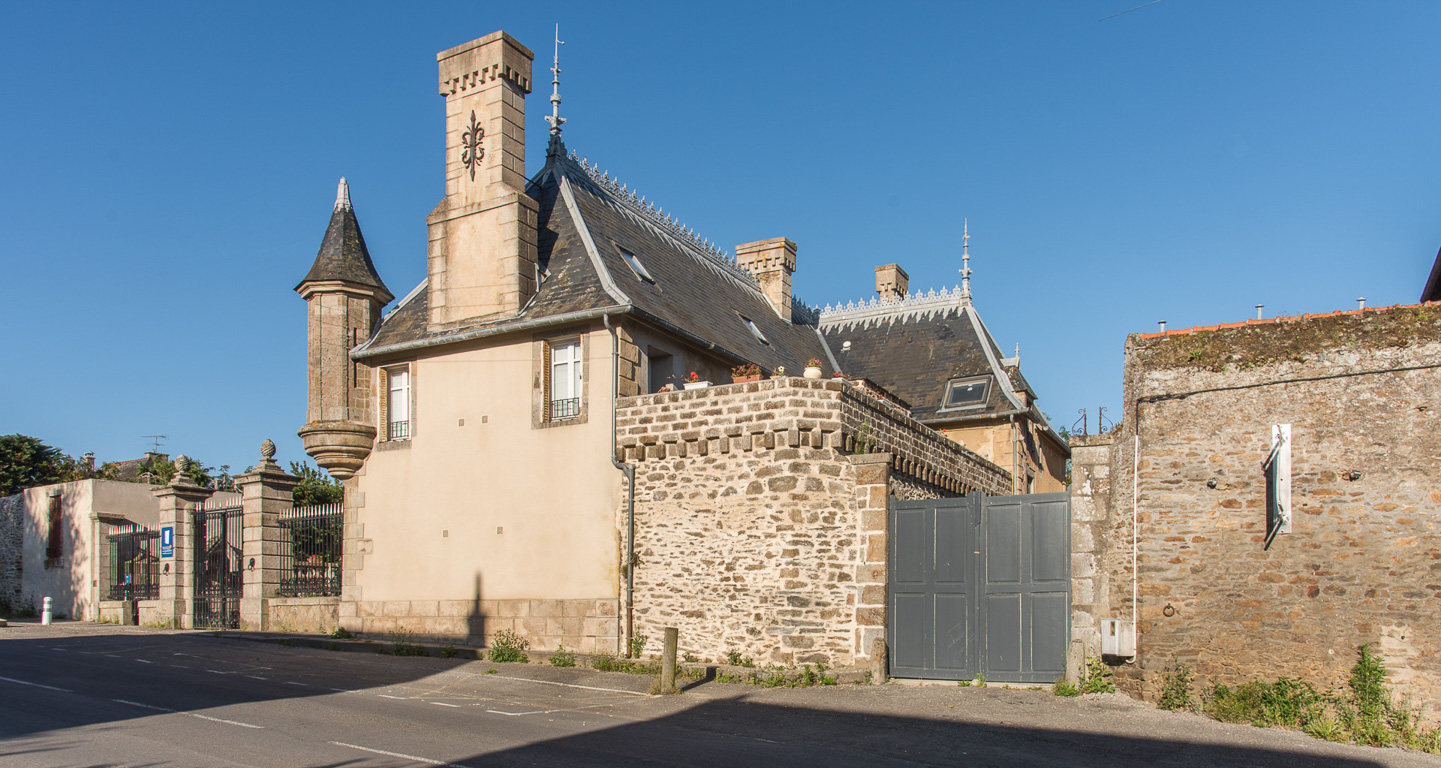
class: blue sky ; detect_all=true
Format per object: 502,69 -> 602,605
3,1 -> 1439,473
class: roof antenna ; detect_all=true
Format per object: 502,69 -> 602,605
544,24 -> 566,137
960,218 -> 973,302
142,435 -> 167,453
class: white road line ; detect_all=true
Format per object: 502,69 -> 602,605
488,674 -> 655,698
206,670 -> 227,675
189,713 -> 263,729
284,681 -> 308,686
104,654 -> 122,658
328,741 -> 467,767
246,675 -> 267,680
113,699 -> 263,729
485,709 -> 545,717
0,675 -> 74,693
378,694 -> 408,700
135,659 -> 153,664
429,702 -> 460,708
169,665 -> 189,669
113,699 -> 174,713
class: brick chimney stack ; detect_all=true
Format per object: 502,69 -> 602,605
875,263 -> 909,301
735,237 -> 797,320
427,31 -> 538,327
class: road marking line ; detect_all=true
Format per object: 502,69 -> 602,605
135,659 -> 153,664
207,670 -> 227,674
0,675 -> 74,693
485,709 -> 545,717
284,681 -> 308,686
430,702 -> 460,708
104,654 -> 122,658
169,665 -> 189,669
378,694 -> 408,700
189,713 -> 263,729
247,675 -> 267,680
487,675 -> 655,698
328,741 -> 466,767
113,699 -> 263,729
51,648 -> 66,652
112,699 -> 174,712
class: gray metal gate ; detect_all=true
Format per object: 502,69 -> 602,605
192,505 -> 242,630
889,492 -> 1070,682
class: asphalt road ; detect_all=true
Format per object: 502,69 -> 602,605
1,622 -> 1436,767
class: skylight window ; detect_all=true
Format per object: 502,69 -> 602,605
941,377 -> 990,410
740,315 -> 769,345
619,248 -> 655,283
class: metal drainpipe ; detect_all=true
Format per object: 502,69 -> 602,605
603,314 -> 637,657
1009,414 -> 1018,495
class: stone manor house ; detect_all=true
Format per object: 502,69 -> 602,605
293,29 -> 1065,666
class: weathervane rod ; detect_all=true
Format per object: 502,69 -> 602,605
545,24 -> 566,136
960,218 -> 973,301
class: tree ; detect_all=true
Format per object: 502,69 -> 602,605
0,434 -> 74,496
289,461 -> 344,506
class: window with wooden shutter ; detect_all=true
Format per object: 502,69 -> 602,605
377,368 -> 389,441
541,340 -> 552,422
45,494 -> 62,564
379,365 -> 411,440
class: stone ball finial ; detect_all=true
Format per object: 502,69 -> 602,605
261,439 -> 276,460
174,455 -> 190,473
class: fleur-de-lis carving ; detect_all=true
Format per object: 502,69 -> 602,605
461,111 -> 485,181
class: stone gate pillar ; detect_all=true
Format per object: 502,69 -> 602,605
236,440 -> 300,631
850,453 -> 891,667
154,456 -> 212,629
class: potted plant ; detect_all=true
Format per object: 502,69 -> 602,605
682,371 -> 710,390
771,365 -> 786,379
803,358 -> 823,379
731,363 -> 762,383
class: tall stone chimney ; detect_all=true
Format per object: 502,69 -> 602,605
875,263 -> 909,301
735,237 -> 797,320
427,32 -> 538,327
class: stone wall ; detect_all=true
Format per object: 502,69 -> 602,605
1099,304 -> 1441,714
615,377 -> 979,668
1068,433 -> 1115,655
340,597 -> 619,654
616,377 -> 1009,496
0,494 -> 23,612
267,597 -> 342,635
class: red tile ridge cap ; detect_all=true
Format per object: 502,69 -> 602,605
1138,301 -> 1440,339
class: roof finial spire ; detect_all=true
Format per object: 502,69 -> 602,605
335,177 -> 351,212
544,24 -> 566,137
959,218 -> 973,302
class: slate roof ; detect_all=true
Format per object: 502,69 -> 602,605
1423,242 -> 1441,303
297,179 -> 394,303
355,141 -> 829,371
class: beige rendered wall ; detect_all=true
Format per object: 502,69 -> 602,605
347,323 -> 622,646
16,479 -> 158,621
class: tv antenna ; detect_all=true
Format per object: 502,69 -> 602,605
142,435 -> 168,453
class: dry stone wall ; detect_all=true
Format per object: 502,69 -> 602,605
1100,305 -> 1441,714
0,494 -> 23,613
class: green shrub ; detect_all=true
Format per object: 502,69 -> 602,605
724,649 -> 754,668
440,645 -> 456,658
1053,680 -> 1081,697
488,629 -> 529,663
591,653 -> 660,674
550,645 -> 576,667
627,633 -> 648,659
1158,663 -> 1196,711
330,626 -> 354,640
1205,679 -> 1321,728
391,632 -> 426,656
1079,657 -> 1115,694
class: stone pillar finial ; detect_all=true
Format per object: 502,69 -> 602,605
171,455 -> 197,487
261,439 -> 277,462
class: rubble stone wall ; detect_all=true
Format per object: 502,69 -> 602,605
1103,305 -> 1441,715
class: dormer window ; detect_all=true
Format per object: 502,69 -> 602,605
941,376 -> 989,410
740,315 -> 769,345
619,248 -> 655,283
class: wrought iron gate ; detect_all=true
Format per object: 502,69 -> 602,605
192,505 -> 242,630
889,492 -> 1070,682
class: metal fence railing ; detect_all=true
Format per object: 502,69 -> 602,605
105,522 -> 160,601
278,503 -> 343,597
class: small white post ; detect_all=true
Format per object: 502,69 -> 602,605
41,596 -> 53,625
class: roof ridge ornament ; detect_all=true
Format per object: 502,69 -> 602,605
335,177 -> 351,212
960,218 -> 973,302
544,24 -> 566,137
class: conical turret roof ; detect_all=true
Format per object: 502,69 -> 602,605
295,178 -> 394,303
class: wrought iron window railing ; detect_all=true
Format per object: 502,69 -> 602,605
104,522 -> 160,601
278,503 -> 343,597
388,420 -> 410,440
550,397 -> 581,420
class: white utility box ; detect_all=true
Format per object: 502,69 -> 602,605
1101,619 -> 1136,657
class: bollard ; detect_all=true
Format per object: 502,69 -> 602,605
41,596 -> 53,625
661,627 -> 678,692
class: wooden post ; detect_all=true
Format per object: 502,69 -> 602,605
661,626 -> 678,692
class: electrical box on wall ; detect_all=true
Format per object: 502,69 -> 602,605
1101,619 -> 1136,658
